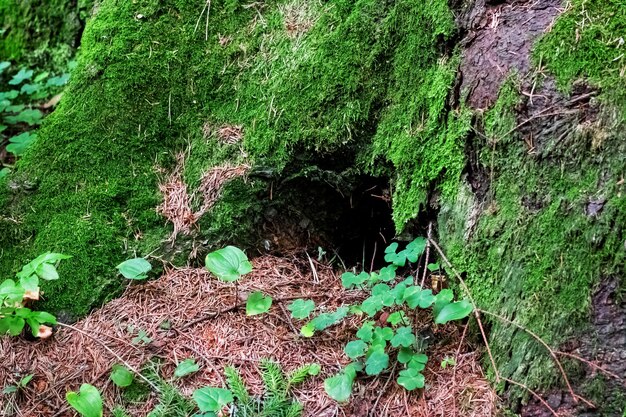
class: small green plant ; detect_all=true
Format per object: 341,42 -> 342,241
0,61 -> 70,176
130,328 -> 152,345
295,238 -> 472,402
111,365 -> 134,388
205,246 -> 274,317
0,252 -> 70,337
440,356 -> 456,369
116,257 -> 152,280
174,358 -> 200,378
2,373 -> 33,394
193,360 -> 319,416
66,383 -> 103,417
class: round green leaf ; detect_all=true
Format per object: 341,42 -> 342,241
365,349 -> 389,375
397,368 -> 425,391
110,365 -> 133,388
116,258 -> 152,280
356,321 -> 374,342
344,340 -> 368,359
205,246 -> 252,282
175,358 -> 201,378
390,326 -> 416,348
341,271 -> 368,288
434,299 -> 473,324
324,372 -> 355,402
66,384 -> 103,417
246,291 -> 273,316
193,387 -> 234,412
300,322 -> 315,337
433,289 -> 454,317
403,286 -> 435,309
287,299 -> 315,319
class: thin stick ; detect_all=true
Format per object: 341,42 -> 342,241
57,322 -> 159,392
420,222 -> 432,287
452,321 -> 469,383
480,309 -> 577,402
369,362 -> 397,417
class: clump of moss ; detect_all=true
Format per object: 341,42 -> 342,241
534,0 -> 626,119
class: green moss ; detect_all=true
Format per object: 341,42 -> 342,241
0,0 -> 94,70
440,80 -> 626,404
1,0 -> 468,315
534,0 -> 626,119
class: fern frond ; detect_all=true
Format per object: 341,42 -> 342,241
286,363 -> 315,387
226,365 -> 251,404
260,359 -> 287,400
284,401 -> 303,417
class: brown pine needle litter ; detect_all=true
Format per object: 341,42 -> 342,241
0,256 -> 499,416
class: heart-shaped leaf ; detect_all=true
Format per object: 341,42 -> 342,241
116,258 -> 151,280
9,68 -> 33,85
310,306 -> 349,331
324,371 -> 355,402
344,340 -> 368,359
365,349 -> 389,375
66,384 -> 103,417
287,299 -> 315,319
0,279 -> 25,303
390,326 -> 416,348
434,299 -> 473,324
192,387 -> 233,412
110,365 -> 133,388
175,358 -> 200,378
341,271 -> 368,288
433,289 -> 454,317
246,291 -> 272,316
403,286 -> 435,309
205,246 -> 252,282
397,368 -> 425,391
6,132 -> 37,156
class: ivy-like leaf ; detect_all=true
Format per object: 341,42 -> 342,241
434,299 -> 473,324
193,387 -> 234,412
390,327 -> 416,348
205,246 -> 252,282
9,68 -> 33,85
246,291 -> 272,316
287,299 -> 315,319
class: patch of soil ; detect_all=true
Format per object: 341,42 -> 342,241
459,0 -> 562,109
0,255 -> 499,417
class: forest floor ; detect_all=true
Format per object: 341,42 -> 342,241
0,255 -> 499,417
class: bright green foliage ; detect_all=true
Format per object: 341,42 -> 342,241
324,363 -> 361,403
365,348 -> 389,375
344,340 -> 368,359
434,300 -> 473,325
390,326 -> 415,348
193,387 -> 233,413
0,253 -> 68,337
397,368 -> 425,391
110,365 -> 134,388
5,132 -> 37,156
403,286 -> 435,309
205,246 -> 252,282
66,384 -> 103,417
534,0 -> 626,119
246,291 -> 273,316
307,306 -> 349,333
341,271 -> 368,288
174,359 -> 200,378
116,258 -> 152,280
287,299 -> 315,320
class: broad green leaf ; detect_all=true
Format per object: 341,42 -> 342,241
29,311 -> 57,325
17,252 -> 70,281
433,289 -> 454,317
5,104 -> 25,113
34,72 -> 49,83
0,90 -> 18,100
19,274 -> 39,292
0,279 -> 25,303
427,262 -> 440,272
6,132 -> 37,156
246,291 -> 272,316
403,286 -> 435,309
356,321 -> 374,342
310,306 -> 349,331
397,347 -> 414,364
0,61 -> 10,73
20,84 -> 40,95
36,263 -> 59,280
19,374 -> 33,387
372,326 -> 393,346
371,284 -> 395,306
0,168 -> 10,179
365,349 -> 389,375
0,316 -> 25,336
287,299 -> 315,319
390,282 -> 408,304
193,387 -> 233,412
344,340 -> 367,359
110,365 -> 133,388
324,372 -> 355,402
390,327 -> 416,348
300,322 -> 314,337
9,68 -> 33,85
205,246 -> 252,282
66,384 -> 103,417
397,368 -> 425,391
116,258 -> 151,280
404,237 -> 427,262
46,73 -> 70,87
341,271 -> 368,288
4,109 -> 43,125
378,265 -> 396,282
386,311 -> 408,326
434,300 -> 473,324
384,242 -> 398,254
361,295 -> 384,317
